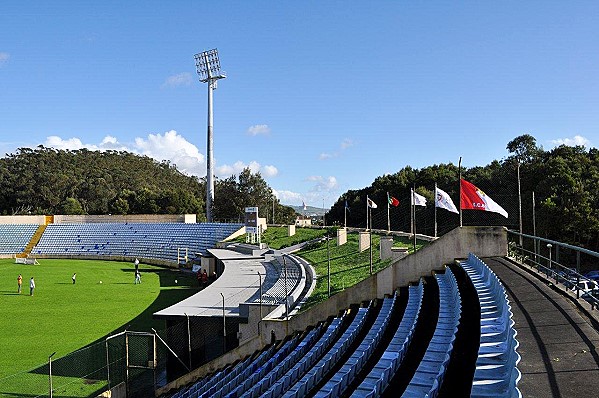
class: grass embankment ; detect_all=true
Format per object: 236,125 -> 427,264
259,227 -> 426,309
0,258 -> 198,397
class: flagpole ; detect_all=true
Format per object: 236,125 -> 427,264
412,185 -> 416,251
344,204 -> 347,228
366,196 -> 369,230
458,157 -> 463,227
434,182 -> 437,238
410,189 -> 414,238
517,162 -> 523,246
387,192 -> 391,232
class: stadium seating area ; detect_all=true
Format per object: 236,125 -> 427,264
461,253 -> 522,398
31,222 -> 242,262
0,224 -> 38,254
164,255 -> 522,398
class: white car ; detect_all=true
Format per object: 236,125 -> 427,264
571,280 -> 599,293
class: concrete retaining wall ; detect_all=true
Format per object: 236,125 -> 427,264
0,215 -> 45,224
53,214 -> 196,224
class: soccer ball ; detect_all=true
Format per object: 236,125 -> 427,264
99,281 -> 102,284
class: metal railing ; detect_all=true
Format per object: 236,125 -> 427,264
507,230 -> 599,308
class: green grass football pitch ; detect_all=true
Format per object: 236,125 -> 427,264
0,258 -> 198,397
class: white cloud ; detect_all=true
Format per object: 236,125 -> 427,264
134,130 -> 205,175
45,136 -> 86,150
0,52 -> 9,66
262,165 -> 279,178
162,72 -> 193,88
318,138 -> 354,161
42,131 -> 282,181
45,130 -> 205,175
340,138 -> 354,149
275,190 -> 303,204
247,124 -> 271,136
319,152 -> 336,160
550,135 -> 590,147
305,175 -> 339,192
215,160 -> 279,178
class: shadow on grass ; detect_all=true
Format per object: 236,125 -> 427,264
28,267 -> 200,382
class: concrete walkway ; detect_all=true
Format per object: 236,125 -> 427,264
485,257 -> 599,398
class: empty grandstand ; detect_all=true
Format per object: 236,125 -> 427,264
32,222 -> 242,263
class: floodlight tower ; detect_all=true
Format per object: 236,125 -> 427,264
194,48 -> 226,222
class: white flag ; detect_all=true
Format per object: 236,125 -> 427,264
411,189 -> 427,207
435,187 -> 459,214
367,197 -> 378,209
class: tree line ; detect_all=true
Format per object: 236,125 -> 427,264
327,135 -> 599,251
0,146 -> 296,224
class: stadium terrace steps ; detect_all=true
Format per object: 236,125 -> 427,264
165,280 -> 439,398
163,259 -> 529,398
17,224 -> 47,257
252,255 -> 303,306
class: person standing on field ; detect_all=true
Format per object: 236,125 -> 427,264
29,277 -> 35,296
17,274 -> 22,294
134,258 -> 139,273
72,273 -> 76,284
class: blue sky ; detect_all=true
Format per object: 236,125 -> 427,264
1,1 -> 598,208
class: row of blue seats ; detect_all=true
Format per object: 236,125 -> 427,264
171,344 -> 277,398
315,295 -> 397,397
0,224 -> 38,253
240,316 -> 345,398
170,317 -> 340,398
280,305 -> 371,398
228,326 -> 324,398
402,269 -> 461,398
201,336 -> 302,398
351,281 -> 425,397
461,253 -> 522,398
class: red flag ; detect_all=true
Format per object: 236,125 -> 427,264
460,179 -> 508,218
387,193 -> 399,207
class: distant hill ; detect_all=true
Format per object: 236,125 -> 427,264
288,205 -> 328,217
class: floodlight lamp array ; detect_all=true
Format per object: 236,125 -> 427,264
194,48 -> 225,82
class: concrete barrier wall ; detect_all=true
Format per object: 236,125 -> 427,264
53,214 -> 196,224
0,215 -> 45,225
387,226 -> 507,292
